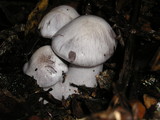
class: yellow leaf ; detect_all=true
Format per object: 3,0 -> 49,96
25,0 -> 48,35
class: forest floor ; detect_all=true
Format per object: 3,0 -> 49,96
0,0 -> 160,120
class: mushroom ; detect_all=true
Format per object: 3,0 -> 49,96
38,5 -> 80,38
51,15 -> 117,100
23,45 -> 68,88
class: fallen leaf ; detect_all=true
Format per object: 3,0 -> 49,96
25,0 -> 48,35
143,94 -> 157,109
129,99 -> 146,119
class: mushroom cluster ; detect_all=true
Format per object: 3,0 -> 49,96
23,5 -> 117,101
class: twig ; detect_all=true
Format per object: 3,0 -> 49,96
116,0 -> 142,93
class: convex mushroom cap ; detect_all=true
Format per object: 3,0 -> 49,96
23,45 -> 68,88
52,15 -> 117,67
38,5 -> 79,38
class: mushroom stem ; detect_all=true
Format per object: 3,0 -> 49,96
49,64 -> 103,100
66,64 -> 103,87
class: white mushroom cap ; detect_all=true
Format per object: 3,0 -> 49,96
23,45 -> 68,88
38,5 -> 80,38
51,15 -> 117,67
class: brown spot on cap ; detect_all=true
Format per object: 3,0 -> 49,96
35,68 -> 38,71
68,51 -> 76,62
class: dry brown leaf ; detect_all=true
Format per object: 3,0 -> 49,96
143,94 -> 158,109
129,99 -> 146,119
25,0 -> 48,35
89,94 -> 133,120
90,106 -> 132,120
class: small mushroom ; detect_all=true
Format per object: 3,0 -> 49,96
23,45 -> 68,88
38,5 -> 79,38
51,15 -> 117,100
